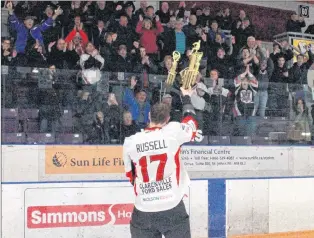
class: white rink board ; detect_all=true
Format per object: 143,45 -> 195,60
2,181 -> 208,238
226,178 -> 314,236
182,146 -> 289,171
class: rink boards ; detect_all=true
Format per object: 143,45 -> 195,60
1,145 -> 314,238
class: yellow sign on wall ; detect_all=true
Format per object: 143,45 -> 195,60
292,38 -> 314,62
45,145 -> 124,174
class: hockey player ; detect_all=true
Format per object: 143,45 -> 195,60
123,86 -> 198,238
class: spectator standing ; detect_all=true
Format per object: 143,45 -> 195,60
208,20 -> 226,43
207,69 -> 232,136
269,54 -> 290,117
7,2 -> 63,66
270,40 -> 294,64
109,15 -> 136,50
113,44 -> 135,72
73,89 -> 98,144
41,5 -> 63,52
231,17 -> 255,54
135,1 -> 148,21
47,39 -> 80,69
95,1 -> 113,23
159,18 -> 185,59
100,32 -> 117,70
286,12 -> 306,33
136,15 -> 163,57
92,20 -> 107,49
200,7 -> 213,28
183,15 -> 199,48
80,42 -> 104,84
123,77 -> 150,129
235,47 -> 259,76
254,50 -> 274,117
208,47 -> 234,79
216,8 -> 232,30
289,49 -> 314,88
233,65 -> 258,136
155,2 -> 172,24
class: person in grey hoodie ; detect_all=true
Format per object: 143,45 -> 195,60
254,49 -> 274,117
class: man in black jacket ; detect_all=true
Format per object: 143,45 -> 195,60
286,12 -> 306,33
289,49 -> 314,91
269,54 -> 290,117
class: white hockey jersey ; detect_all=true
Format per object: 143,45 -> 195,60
123,116 -> 197,212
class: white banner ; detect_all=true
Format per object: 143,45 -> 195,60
181,146 -> 290,171
3,181 -> 208,238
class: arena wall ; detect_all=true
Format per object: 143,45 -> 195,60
1,145 -> 314,237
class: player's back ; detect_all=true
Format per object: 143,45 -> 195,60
125,122 -> 183,184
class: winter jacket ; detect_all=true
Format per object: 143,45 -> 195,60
256,58 -> 274,91
136,20 -> 163,54
123,88 -> 150,124
286,19 -> 306,33
9,13 -> 53,53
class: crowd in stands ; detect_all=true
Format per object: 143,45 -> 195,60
1,1 -> 314,144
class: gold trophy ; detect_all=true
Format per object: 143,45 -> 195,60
180,40 -> 203,89
166,51 -> 181,87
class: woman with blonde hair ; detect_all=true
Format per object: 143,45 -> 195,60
136,14 -> 163,57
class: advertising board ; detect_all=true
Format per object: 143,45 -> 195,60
292,38 -> 314,63
2,181 -> 208,238
181,146 -> 289,172
45,145 -> 124,174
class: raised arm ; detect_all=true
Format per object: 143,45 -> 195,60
7,2 -> 21,31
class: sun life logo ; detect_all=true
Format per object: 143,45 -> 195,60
52,152 -> 68,167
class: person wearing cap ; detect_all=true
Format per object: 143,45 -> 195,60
7,2 -> 63,58
286,12 -> 306,33
123,76 -> 151,129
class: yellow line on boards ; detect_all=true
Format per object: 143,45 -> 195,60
229,230 -> 314,238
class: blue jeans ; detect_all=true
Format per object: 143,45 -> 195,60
254,91 -> 268,117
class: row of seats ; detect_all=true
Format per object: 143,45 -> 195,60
2,108 -> 73,133
2,133 -> 83,144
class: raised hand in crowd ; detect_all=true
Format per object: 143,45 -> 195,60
48,41 -> 56,52
266,48 -> 270,58
91,49 -> 99,57
3,50 -> 10,57
179,1 -> 186,8
139,15 -> 143,22
116,5 -> 123,11
155,15 -> 160,22
130,76 -> 137,89
201,32 -> 207,42
6,1 -> 13,14
283,71 -> 289,77
68,40 -> 73,51
133,41 -> 139,49
52,6 -> 63,20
